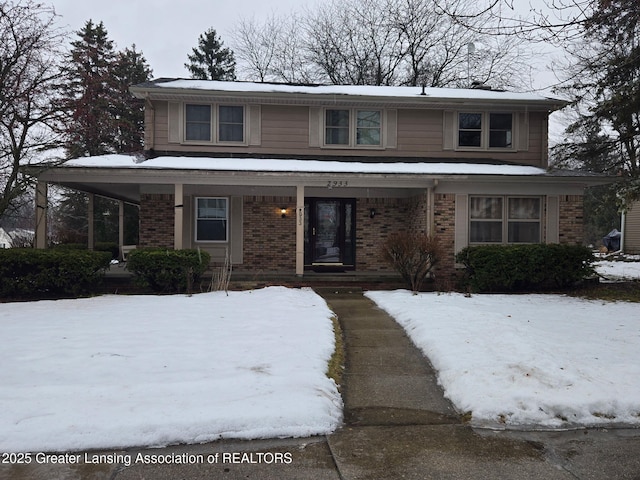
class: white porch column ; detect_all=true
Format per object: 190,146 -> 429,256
35,181 -> 48,249
118,200 -> 125,251
296,184 -> 305,276
174,183 -> 184,250
87,193 -> 95,250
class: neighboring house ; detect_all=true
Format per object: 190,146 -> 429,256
35,79 -> 610,282
623,201 -> 640,254
0,228 -> 12,249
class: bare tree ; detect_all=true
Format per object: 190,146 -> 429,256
0,0 -> 65,220
233,13 -> 315,83
232,0 -> 534,89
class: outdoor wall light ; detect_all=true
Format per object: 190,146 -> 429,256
280,208 -> 287,218
369,208 -> 376,219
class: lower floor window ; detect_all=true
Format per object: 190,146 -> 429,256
470,196 -> 541,244
196,197 -> 228,242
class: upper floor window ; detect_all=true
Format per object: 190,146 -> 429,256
185,105 -> 212,141
469,196 -> 540,244
218,105 -> 244,142
325,109 -> 381,147
185,104 -> 245,144
458,112 -> 513,149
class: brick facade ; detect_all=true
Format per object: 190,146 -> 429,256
139,193 -> 174,248
238,196 -> 296,273
355,197 -> 414,272
559,195 -> 584,245
432,193 -> 457,284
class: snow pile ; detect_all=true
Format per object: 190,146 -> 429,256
366,290 -> 640,428
0,287 -> 342,453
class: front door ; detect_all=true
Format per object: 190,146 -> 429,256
305,198 -> 355,270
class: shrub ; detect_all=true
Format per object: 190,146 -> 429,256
455,244 -> 595,292
53,242 -> 120,259
0,249 -> 112,298
126,248 -> 211,293
382,232 -> 440,293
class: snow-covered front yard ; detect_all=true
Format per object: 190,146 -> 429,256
0,258 -> 638,453
366,290 -> 640,428
0,287 -> 342,453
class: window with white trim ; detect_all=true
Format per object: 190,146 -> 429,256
469,196 -> 540,244
458,112 -> 513,149
185,104 -> 245,143
196,197 -> 228,242
325,108 -> 381,147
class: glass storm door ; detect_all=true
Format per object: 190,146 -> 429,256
305,199 -> 355,269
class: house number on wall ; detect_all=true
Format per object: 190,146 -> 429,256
327,180 -> 349,189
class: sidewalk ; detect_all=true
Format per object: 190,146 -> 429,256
3,290 -> 640,480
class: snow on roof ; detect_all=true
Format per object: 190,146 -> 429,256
64,154 -> 548,176
139,78 -> 560,104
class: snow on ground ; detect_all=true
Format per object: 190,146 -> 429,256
595,257 -> 640,281
366,290 -> 640,428
0,287 -> 342,453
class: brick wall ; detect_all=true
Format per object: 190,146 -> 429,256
432,193 -> 457,284
356,197 -> 414,272
139,193 -> 174,248
559,195 -> 584,245
238,196 -> 296,273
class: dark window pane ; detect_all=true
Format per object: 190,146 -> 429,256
185,105 -> 211,141
197,220 -> 227,241
356,110 -> 381,145
489,113 -> 513,148
470,221 -> 502,243
459,131 -> 481,147
459,113 -> 482,129
219,105 -> 244,123
218,106 -> 243,142
326,109 -> 349,127
508,222 -> 540,243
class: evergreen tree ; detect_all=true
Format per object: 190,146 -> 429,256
113,45 -> 153,153
55,21 -> 150,245
59,20 -> 119,158
185,28 -> 236,80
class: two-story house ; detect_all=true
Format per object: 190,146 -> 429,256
35,79 -> 608,282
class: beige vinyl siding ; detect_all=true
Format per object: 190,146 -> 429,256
260,105 -> 309,152
148,100 -> 549,168
152,102 -> 169,148
624,201 -> 640,254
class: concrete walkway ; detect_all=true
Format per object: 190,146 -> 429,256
3,290 -> 640,480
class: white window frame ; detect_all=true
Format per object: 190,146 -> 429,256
195,197 -> 229,243
184,104 -> 246,145
456,112 -> 515,151
323,108 -> 383,148
469,196 -> 541,245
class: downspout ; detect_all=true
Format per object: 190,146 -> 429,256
620,210 -> 626,253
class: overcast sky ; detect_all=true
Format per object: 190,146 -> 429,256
48,0 -> 562,93
49,0 -> 319,78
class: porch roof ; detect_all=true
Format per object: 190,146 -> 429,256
38,155 -> 614,204
61,154 -> 550,176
